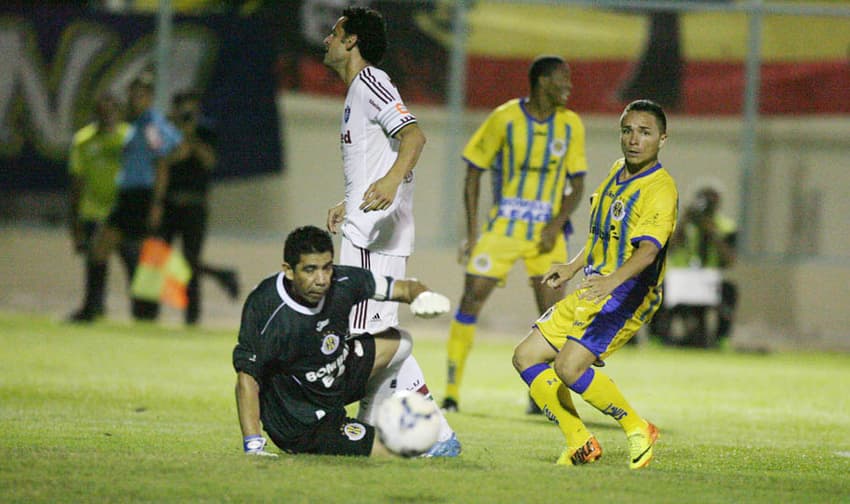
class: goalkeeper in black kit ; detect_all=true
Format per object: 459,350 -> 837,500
233,226 -> 452,457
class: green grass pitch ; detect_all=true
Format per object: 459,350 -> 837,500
1,312 -> 849,503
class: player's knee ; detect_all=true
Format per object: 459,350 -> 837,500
552,355 -> 584,386
511,340 -> 535,373
388,328 -> 413,368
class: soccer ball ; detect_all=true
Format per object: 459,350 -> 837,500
375,390 -> 441,457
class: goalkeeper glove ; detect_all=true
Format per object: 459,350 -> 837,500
243,435 -> 278,457
410,291 -> 450,318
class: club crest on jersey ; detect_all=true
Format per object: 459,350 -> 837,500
550,138 -> 567,157
341,422 -> 367,441
472,253 -> 492,273
321,333 -> 341,355
344,105 -> 351,123
611,199 -> 626,221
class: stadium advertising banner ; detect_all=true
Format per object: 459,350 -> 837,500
280,1 -> 849,115
0,7 -> 281,192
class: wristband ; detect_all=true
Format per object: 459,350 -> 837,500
243,434 -> 267,453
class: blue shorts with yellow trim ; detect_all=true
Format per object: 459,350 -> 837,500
466,231 -> 568,285
535,280 -> 662,359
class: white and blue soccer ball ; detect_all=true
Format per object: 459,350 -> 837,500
375,390 -> 441,457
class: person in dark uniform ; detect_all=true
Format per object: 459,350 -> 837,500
233,226 -> 451,457
160,90 -> 239,325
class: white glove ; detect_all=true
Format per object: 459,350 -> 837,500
243,435 -> 279,457
410,291 -> 451,318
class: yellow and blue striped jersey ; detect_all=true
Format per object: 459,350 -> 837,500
462,98 -> 587,241
583,159 -> 678,290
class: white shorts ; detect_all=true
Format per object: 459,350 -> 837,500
339,235 -> 408,335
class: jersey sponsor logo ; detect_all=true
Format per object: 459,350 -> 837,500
340,130 -> 352,144
590,223 -> 620,242
611,199 -> 626,221
341,422 -> 367,441
497,197 -> 553,223
344,105 -> 351,123
321,333 -> 341,355
306,343 -> 348,388
316,319 -> 330,332
472,253 -> 492,273
370,313 -> 381,322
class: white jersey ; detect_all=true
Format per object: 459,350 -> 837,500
339,66 -> 416,257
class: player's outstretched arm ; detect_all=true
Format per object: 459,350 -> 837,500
389,279 -> 450,319
235,372 -> 277,457
542,247 -> 586,289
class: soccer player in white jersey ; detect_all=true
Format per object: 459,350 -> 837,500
322,6 -> 461,457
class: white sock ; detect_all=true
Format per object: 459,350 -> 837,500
356,329 -> 412,426
395,355 -> 455,443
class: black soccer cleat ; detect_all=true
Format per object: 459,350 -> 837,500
440,397 -> 459,413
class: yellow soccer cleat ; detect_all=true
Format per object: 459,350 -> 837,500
627,422 -> 660,469
556,435 -> 603,466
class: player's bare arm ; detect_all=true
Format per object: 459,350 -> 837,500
235,371 -> 262,437
326,200 -> 346,234
360,123 -> 426,212
579,239 -> 660,302
389,278 -> 451,319
542,247 -> 586,289
459,165 -> 482,264
235,371 -> 278,457
148,157 -> 170,231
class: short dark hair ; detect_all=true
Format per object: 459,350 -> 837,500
284,226 -> 334,267
528,56 -> 565,92
342,7 -> 387,65
622,99 -> 667,134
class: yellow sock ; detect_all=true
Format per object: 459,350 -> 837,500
445,318 -> 475,400
578,368 -> 645,433
530,367 -> 591,448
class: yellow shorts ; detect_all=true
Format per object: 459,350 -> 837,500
535,282 -> 662,359
466,232 -> 567,285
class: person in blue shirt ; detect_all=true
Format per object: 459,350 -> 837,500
69,71 -> 182,323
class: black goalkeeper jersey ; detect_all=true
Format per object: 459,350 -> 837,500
232,265 -> 390,442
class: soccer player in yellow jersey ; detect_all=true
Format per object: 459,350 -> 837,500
67,92 -> 135,321
512,100 -> 678,469
441,56 -> 587,414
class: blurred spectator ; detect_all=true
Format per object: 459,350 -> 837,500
68,71 -> 182,323
159,90 -> 240,325
67,92 -> 141,319
651,187 -> 738,347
